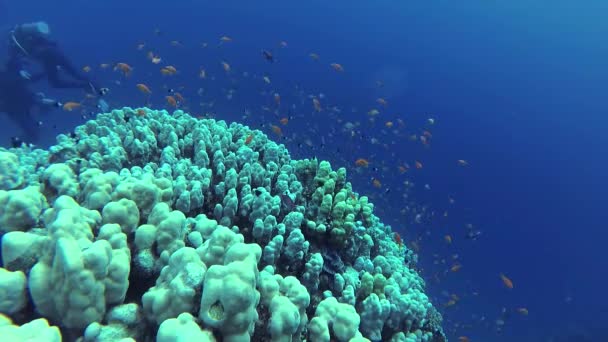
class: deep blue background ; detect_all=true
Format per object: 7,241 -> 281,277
2,0 -> 607,341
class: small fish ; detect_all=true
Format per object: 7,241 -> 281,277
170,40 -> 182,47
271,125 -> 283,136
367,109 -> 380,116
458,337 -> 470,342
372,179 -> 382,188
279,117 -> 289,125
330,63 -> 344,72
376,98 -> 388,106
415,161 -> 423,169
262,50 -> 274,63
114,62 -> 132,76
221,61 -> 231,73
355,158 -> 369,167
450,263 -> 462,272
166,95 -> 177,107
199,68 -> 207,79
427,117 -> 435,125
444,299 -> 457,307
165,65 -> 178,74
385,121 -> 393,128
444,235 -> 452,244
174,92 -> 185,103
394,232 -> 403,246
312,98 -> 321,112
398,165 -> 408,173
136,83 -> 151,94
245,133 -> 254,145
309,52 -> 320,60
147,52 -> 162,64
500,273 -> 514,289
160,66 -> 177,76
279,41 -> 288,47
457,159 -> 469,166
263,76 -> 271,84
274,93 -> 281,106
62,101 -> 82,112
82,65 -> 91,73
136,108 -> 147,116
219,35 -> 232,43
516,307 -> 529,316
100,63 -> 110,69
136,43 -> 145,50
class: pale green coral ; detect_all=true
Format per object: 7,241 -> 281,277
0,108 -> 444,342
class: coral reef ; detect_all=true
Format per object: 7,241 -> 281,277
0,108 -> 446,341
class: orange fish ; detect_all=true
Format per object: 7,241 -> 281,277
398,165 -> 408,173
62,101 -> 82,112
450,263 -> 462,272
458,337 -> 470,342
500,273 -> 514,289
312,98 -> 321,112
444,235 -> 452,244
372,179 -> 382,188
355,158 -> 369,167
458,159 -> 469,166
165,65 -> 178,74
309,53 -> 320,60
394,232 -> 403,246
160,67 -> 175,76
114,62 -> 132,76
136,108 -> 147,116
385,121 -> 393,128
221,61 -> 231,72
82,65 -> 91,73
444,299 -> 457,307
245,134 -> 254,145
420,135 -> 429,146
279,117 -> 289,125
174,92 -> 185,103
415,161 -> 423,169
271,125 -> 283,136
330,63 -> 344,72
136,83 -> 151,94
166,95 -> 177,107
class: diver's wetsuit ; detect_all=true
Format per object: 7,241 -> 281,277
0,69 -> 39,141
8,26 -> 99,92
0,61 -> 57,143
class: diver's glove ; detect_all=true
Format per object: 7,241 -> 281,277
19,70 -> 31,80
97,99 -> 109,112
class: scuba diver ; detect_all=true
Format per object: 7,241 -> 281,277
7,21 -> 109,111
0,59 -> 61,145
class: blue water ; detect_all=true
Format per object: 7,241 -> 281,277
2,0 -> 608,340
